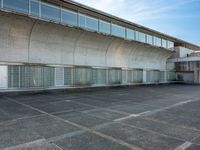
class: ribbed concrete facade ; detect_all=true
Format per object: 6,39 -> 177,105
0,12 -> 171,70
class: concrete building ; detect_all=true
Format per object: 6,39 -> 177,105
0,0 -> 199,90
168,48 -> 200,84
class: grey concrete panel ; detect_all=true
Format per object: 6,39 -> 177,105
146,100 -> 200,130
30,101 -> 93,114
8,140 -> 61,150
193,136 -> 200,145
55,111 -> 109,128
0,120 -> 42,149
108,103 -> 158,114
186,144 -> 200,150
0,100 -> 41,122
53,131 -> 132,150
96,123 -> 183,150
121,117 -> 200,141
0,13 -> 33,62
84,108 -> 127,120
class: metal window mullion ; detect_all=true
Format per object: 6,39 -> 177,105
1,0 -> 3,9
62,67 -> 65,86
39,0 -> 41,18
19,66 -> 21,88
28,0 -> 31,15
54,68 -> 56,86
60,6 -> 63,23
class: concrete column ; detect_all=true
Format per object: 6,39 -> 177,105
0,66 -> 8,89
122,69 -> 128,84
143,69 -> 147,83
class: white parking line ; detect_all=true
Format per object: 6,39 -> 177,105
114,111 -> 151,122
4,139 -> 46,150
114,99 -> 195,122
144,99 -> 194,115
174,141 -> 192,150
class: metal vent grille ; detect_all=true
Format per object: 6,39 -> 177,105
43,67 -> 54,87
168,71 -> 176,81
159,71 -> 167,82
147,70 -> 160,83
8,65 -> 54,88
64,67 -> 73,86
108,69 -> 122,84
92,68 -> 106,85
74,67 -> 92,85
8,66 -> 20,88
127,70 -> 143,83
55,67 -> 64,86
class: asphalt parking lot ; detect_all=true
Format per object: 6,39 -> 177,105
0,84 -> 200,150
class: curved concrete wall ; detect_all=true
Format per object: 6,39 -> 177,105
0,12 -> 172,70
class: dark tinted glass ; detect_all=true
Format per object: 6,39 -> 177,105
147,34 -> 153,45
126,28 -> 135,40
62,8 -> 78,26
162,39 -> 167,48
111,24 -> 125,38
41,3 -> 60,22
79,14 -> 86,28
3,0 -> 29,13
85,16 -> 98,31
30,0 -> 40,17
99,20 -> 110,34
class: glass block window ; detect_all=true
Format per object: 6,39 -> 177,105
159,71 -> 166,82
55,67 -> 64,86
147,70 -> 160,83
43,67 -> 55,87
74,67 -> 92,85
92,68 -> 106,85
128,70 -> 143,83
8,66 -> 20,88
168,71 -> 176,81
108,69 -> 122,84
64,67 -> 73,86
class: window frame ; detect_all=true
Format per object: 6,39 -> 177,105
41,2 -> 61,22
85,15 -> 99,31
61,8 -> 78,26
99,20 -> 111,35
126,28 -> 135,40
111,23 -> 126,38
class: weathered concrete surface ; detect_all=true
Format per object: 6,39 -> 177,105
0,12 -> 172,70
1,84 -> 200,150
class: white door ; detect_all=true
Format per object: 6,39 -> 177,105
0,66 -> 8,89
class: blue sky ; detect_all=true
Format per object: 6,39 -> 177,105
74,0 -> 200,46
